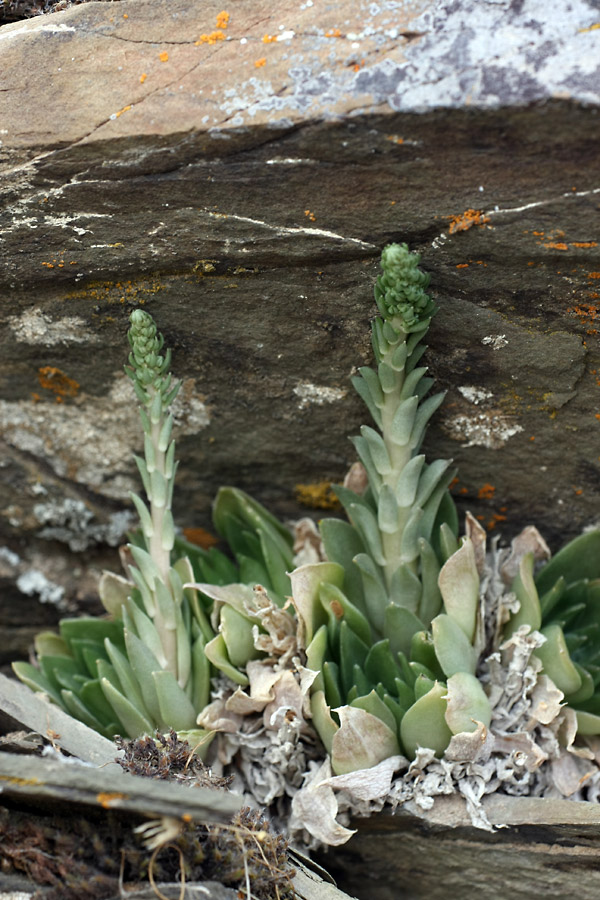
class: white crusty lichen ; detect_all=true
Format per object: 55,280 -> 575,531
33,498 -> 134,552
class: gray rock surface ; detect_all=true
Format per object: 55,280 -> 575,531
1,0 -> 600,659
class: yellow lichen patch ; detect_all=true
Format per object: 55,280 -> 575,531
65,276 -> 166,306
304,209 -> 316,222
254,57 -> 267,67
294,481 -> 341,510
182,527 -> 220,549
140,73 -> 147,84
115,105 -> 132,119
262,33 -> 278,43
159,51 -> 169,62
216,10 -> 230,29
579,22 -> 600,32
96,792 -> 128,809
0,776 -> 42,786
38,366 -> 80,401
324,28 -> 342,37
447,209 -> 490,234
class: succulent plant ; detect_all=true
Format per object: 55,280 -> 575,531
14,312 -> 210,743
504,530 -> 600,735
292,244 -> 491,772
13,312 -> 293,745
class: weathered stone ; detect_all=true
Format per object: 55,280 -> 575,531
318,796 -> 600,900
0,0 -> 599,644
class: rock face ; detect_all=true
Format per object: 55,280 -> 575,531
0,0 -> 599,660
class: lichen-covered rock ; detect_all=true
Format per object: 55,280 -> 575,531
0,0 -> 599,656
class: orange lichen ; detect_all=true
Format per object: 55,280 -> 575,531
568,303 -> 600,326
294,481 -> 341,510
196,30 -> 226,44
115,105 -> 131,118
324,28 -> 342,37
159,51 -> 169,62
96,792 -> 128,809
304,209 -> 316,222
262,33 -> 278,43
574,487 -> 583,496
216,10 -> 230,29
254,57 -> 266,67
182,527 -> 220,549
477,483 -> 496,500
140,73 -> 147,84
456,263 -> 469,269
572,242 -> 598,248
588,273 -> 600,279
447,209 -> 490,234
486,513 -> 507,531
38,367 -> 79,399
545,242 -> 568,250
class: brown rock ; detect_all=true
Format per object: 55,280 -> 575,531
0,0 -> 599,651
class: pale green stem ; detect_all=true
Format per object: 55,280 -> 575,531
146,385 -> 177,677
380,331 -> 417,588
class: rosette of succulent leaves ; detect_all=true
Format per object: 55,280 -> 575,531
13,310 -> 295,749
503,529 -> 600,737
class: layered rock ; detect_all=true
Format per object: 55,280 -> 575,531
1,0 -> 599,661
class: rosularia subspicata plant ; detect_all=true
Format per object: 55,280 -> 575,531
14,312 -> 210,743
13,311 -> 293,744
291,244 -> 491,772
503,530 -> 600,735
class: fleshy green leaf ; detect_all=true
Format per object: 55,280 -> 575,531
400,681 -> 452,759
445,671 -> 491,734
290,561 -> 345,645
395,454 -> 425,508
438,538 -> 479,642
204,633 -> 248,686
384,604 -> 424,657
310,690 -> 338,755
431,614 -> 478,677
536,531 -> 600,596
100,678 -> 154,738
331,704 -> 400,775
390,396 -> 419,447
536,624 -> 582,695
153,670 -> 197,731
505,552 -> 542,637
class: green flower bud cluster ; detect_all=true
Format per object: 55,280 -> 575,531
375,243 -> 437,331
127,308 -> 175,392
